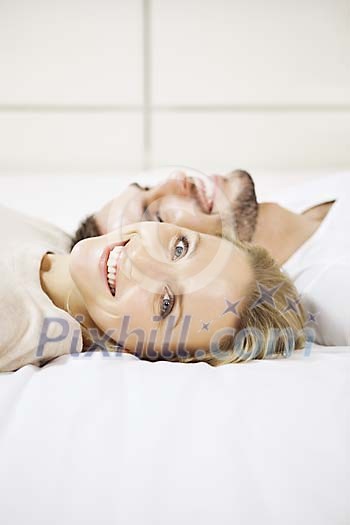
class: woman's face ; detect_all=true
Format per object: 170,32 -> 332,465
69,222 -> 253,361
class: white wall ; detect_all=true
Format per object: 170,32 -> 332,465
0,0 -> 349,175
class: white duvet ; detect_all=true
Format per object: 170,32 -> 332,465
0,171 -> 349,525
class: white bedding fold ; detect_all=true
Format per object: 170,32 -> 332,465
0,345 -> 349,525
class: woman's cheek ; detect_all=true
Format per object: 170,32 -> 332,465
81,280 -> 155,348
85,302 -> 122,339
69,243 -> 85,287
70,238 -> 100,293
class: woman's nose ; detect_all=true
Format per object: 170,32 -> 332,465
122,230 -> 171,289
124,223 -> 168,266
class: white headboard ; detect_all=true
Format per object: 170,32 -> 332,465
0,0 -> 349,175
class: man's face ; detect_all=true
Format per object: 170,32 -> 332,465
95,169 -> 258,242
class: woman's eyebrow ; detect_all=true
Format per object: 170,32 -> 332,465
187,232 -> 200,259
174,291 -> 184,329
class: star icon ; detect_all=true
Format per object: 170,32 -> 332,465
283,296 -> 301,314
221,298 -> 242,317
194,349 -> 206,361
306,310 -> 319,324
199,321 -> 211,332
250,282 -> 283,309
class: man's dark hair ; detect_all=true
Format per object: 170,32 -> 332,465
70,215 -> 101,251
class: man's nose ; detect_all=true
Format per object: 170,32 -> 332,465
156,171 -> 193,199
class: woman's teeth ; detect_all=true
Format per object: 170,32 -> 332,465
106,246 -> 122,296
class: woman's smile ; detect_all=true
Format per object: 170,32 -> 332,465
99,240 -> 128,298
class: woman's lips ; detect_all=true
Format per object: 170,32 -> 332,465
99,241 -> 126,297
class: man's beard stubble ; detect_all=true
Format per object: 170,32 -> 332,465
227,170 -> 259,243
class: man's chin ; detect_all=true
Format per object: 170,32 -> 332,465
225,169 -> 258,242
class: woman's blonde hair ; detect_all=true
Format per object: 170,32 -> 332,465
178,238 -> 307,366
78,238 -> 307,366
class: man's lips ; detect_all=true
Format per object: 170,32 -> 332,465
188,175 -> 217,214
210,174 -> 219,204
208,174 -> 230,214
169,170 -> 217,215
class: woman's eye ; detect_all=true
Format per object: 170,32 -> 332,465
160,288 -> 174,319
172,236 -> 189,260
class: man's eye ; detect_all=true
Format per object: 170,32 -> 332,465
159,288 -> 174,319
172,236 -> 189,260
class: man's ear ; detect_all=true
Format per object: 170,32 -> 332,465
225,169 -> 254,180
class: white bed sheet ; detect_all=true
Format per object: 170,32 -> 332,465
0,170 -> 349,525
0,347 -> 349,525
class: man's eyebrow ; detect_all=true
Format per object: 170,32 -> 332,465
130,182 -> 150,191
130,182 -> 141,189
